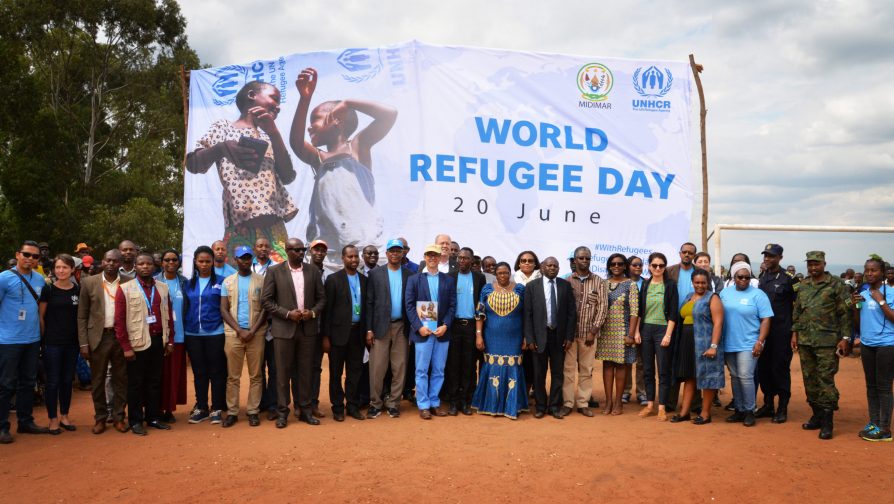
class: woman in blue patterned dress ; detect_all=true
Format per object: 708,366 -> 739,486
675,268 -> 725,424
472,262 -> 528,419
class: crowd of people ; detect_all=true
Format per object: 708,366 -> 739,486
1,236 -> 892,446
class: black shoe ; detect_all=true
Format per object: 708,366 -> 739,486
221,415 -> 238,428
301,411 -> 320,426
161,412 -> 177,423
724,400 -> 736,412
670,414 -> 691,423
48,428 -> 62,435
0,429 -> 11,444
347,409 -> 365,421
17,422 -> 49,434
726,410 -> 745,423
534,410 -> 546,419
367,407 -> 382,419
587,398 -> 600,408
819,410 -> 834,440
130,423 -> 147,436
266,409 -> 278,421
248,414 -> 260,427
387,407 -> 400,418
692,415 -> 712,425
802,406 -> 822,430
743,411 -> 756,427
558,406 -> 572,417
448,403 -> 458,416
772,406 -> 788,424
462,404 -> 473,416
275,414 -> 288,429
712,397 -> 721,407
754,403 -> 775,418
551,409 -> 564,420
147,420 -> 171,430
333,412 -> 345,422
60,422 -> 77,432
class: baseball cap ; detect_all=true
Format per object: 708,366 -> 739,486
386,239 -> 403,250
424,244 -> 442,255
81,255 -> 95,267
234,245 -> 254,258
761,244 -> 783,256
309,239 -> 328,250
805,251 -> 825,262
74,242 -> 90,253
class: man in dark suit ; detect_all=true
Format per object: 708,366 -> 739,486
365,239 -> 412,419
261,238 -> 325,427
406,244 -> 457,420
446,247 -> 486,415
524,256 -> 576,419
77,249 -> 131,434
323,245 -> 367,422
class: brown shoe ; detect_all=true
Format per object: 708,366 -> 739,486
92,421 -> 106,435
431,406 -> 447,417
312,407 -> 326,418
113,420 -> 129,433
419,409 -> 432,420
577,407 -> 594,417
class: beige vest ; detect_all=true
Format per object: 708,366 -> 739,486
121,280 -> 171,351
222,272 -> 267,338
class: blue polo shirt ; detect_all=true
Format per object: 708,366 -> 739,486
859,288 -> 894,347
0,268 -> 46,344
388,267 -> 403,320
221,274 -> 252,329
456,272 -> 474,319
426,271 -> 439,305
677,267 -> 693,309
214,263 -> 237,278
720,285 -> 773,352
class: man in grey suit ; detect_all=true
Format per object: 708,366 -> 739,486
261,238 -> 325,427
523,256 -> 577,419
365,239 -> 412,419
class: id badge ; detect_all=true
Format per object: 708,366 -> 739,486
353,304 -> 361,316
18,309 -> 26,321
146,315 -> 157,324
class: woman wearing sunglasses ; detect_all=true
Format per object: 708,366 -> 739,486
854,256 -> 894,442
636,252 -> 678,421
156,249 -> 188,423
719,261 -> 773,427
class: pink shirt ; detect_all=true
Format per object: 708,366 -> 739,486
289,264 -> 305,312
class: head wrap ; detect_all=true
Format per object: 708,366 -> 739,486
730,261 -> 751,278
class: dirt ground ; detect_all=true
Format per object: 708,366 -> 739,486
2,352 -> 892,503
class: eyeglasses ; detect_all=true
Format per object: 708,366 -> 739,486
286,247 -> 307,253
650,263 -> 666,269
735,275 -> 751,280
162,258 -> 179,263
519,258 -> 535,264
609,262 -> 625,267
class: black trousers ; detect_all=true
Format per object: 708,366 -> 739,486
532,328 -> 565,413
861,345 -> 894,431
641,323 -> 672,404
259,337 -> 277,412
126,335 -> 164,426
446,320 -> 477,406
275,334 -> 315,415
184,334 -> 227,411
403,341 -> 416,397
758,325 -> 793,400
328,324 -> 366,413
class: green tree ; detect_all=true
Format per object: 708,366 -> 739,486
0,0 -> 200,258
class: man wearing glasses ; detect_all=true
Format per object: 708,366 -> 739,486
360,245 -> 379,276
0,240 -> 50,443
261,238 -> 326,428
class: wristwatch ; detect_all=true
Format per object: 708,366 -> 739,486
841,336 -> 852,342
709,343 -> 718,349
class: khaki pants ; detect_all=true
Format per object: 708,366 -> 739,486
224,332 -> 265,416
369,322 -> 407,410
563,338 -> 597,408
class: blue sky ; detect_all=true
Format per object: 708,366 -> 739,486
178,0 -> 894,272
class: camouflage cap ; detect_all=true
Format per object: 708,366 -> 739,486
805,250 -> 826,262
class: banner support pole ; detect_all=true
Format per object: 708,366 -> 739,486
180,65 -> 190,168
689,54 -> 708,252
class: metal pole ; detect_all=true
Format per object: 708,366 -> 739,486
713,224 -> 721,276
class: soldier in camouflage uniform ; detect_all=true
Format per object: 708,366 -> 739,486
791,251 -> 853,440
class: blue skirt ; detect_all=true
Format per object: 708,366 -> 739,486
471,352 -> 529,419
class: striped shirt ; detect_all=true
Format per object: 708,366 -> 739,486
569,273 -> 609,339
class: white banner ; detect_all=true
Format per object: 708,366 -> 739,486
184,41 -> 692,275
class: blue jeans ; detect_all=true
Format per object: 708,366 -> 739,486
726,351 -> 759,412
414,336 -> 449,410
44,343 -> 79,418
0,342 -> 40,430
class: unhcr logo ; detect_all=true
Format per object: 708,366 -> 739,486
632,65 -> 673,112
211,65 -> 248,106
337,48 -> 383,83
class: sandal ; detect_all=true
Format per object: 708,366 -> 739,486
639,405 -> 655,418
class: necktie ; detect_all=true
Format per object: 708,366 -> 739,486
548,279 -> 557,329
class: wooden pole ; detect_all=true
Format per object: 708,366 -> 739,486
689,54 -> 708,252
179,65 -> 189,168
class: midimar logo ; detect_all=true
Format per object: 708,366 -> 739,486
577,62 -> 613,110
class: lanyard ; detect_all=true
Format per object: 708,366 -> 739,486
140,285 -> 157,316
102,279 -> 118,301
348,274 -> 360,305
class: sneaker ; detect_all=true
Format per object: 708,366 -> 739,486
638,394 -> 648,406
367,407 -> 382,419
621,393 -> 631,404
861,429 -> 892,442
387,407 -> 400,418
188,407 -> 209,424
209,410 -> 223,424
858,422 -> 879,438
